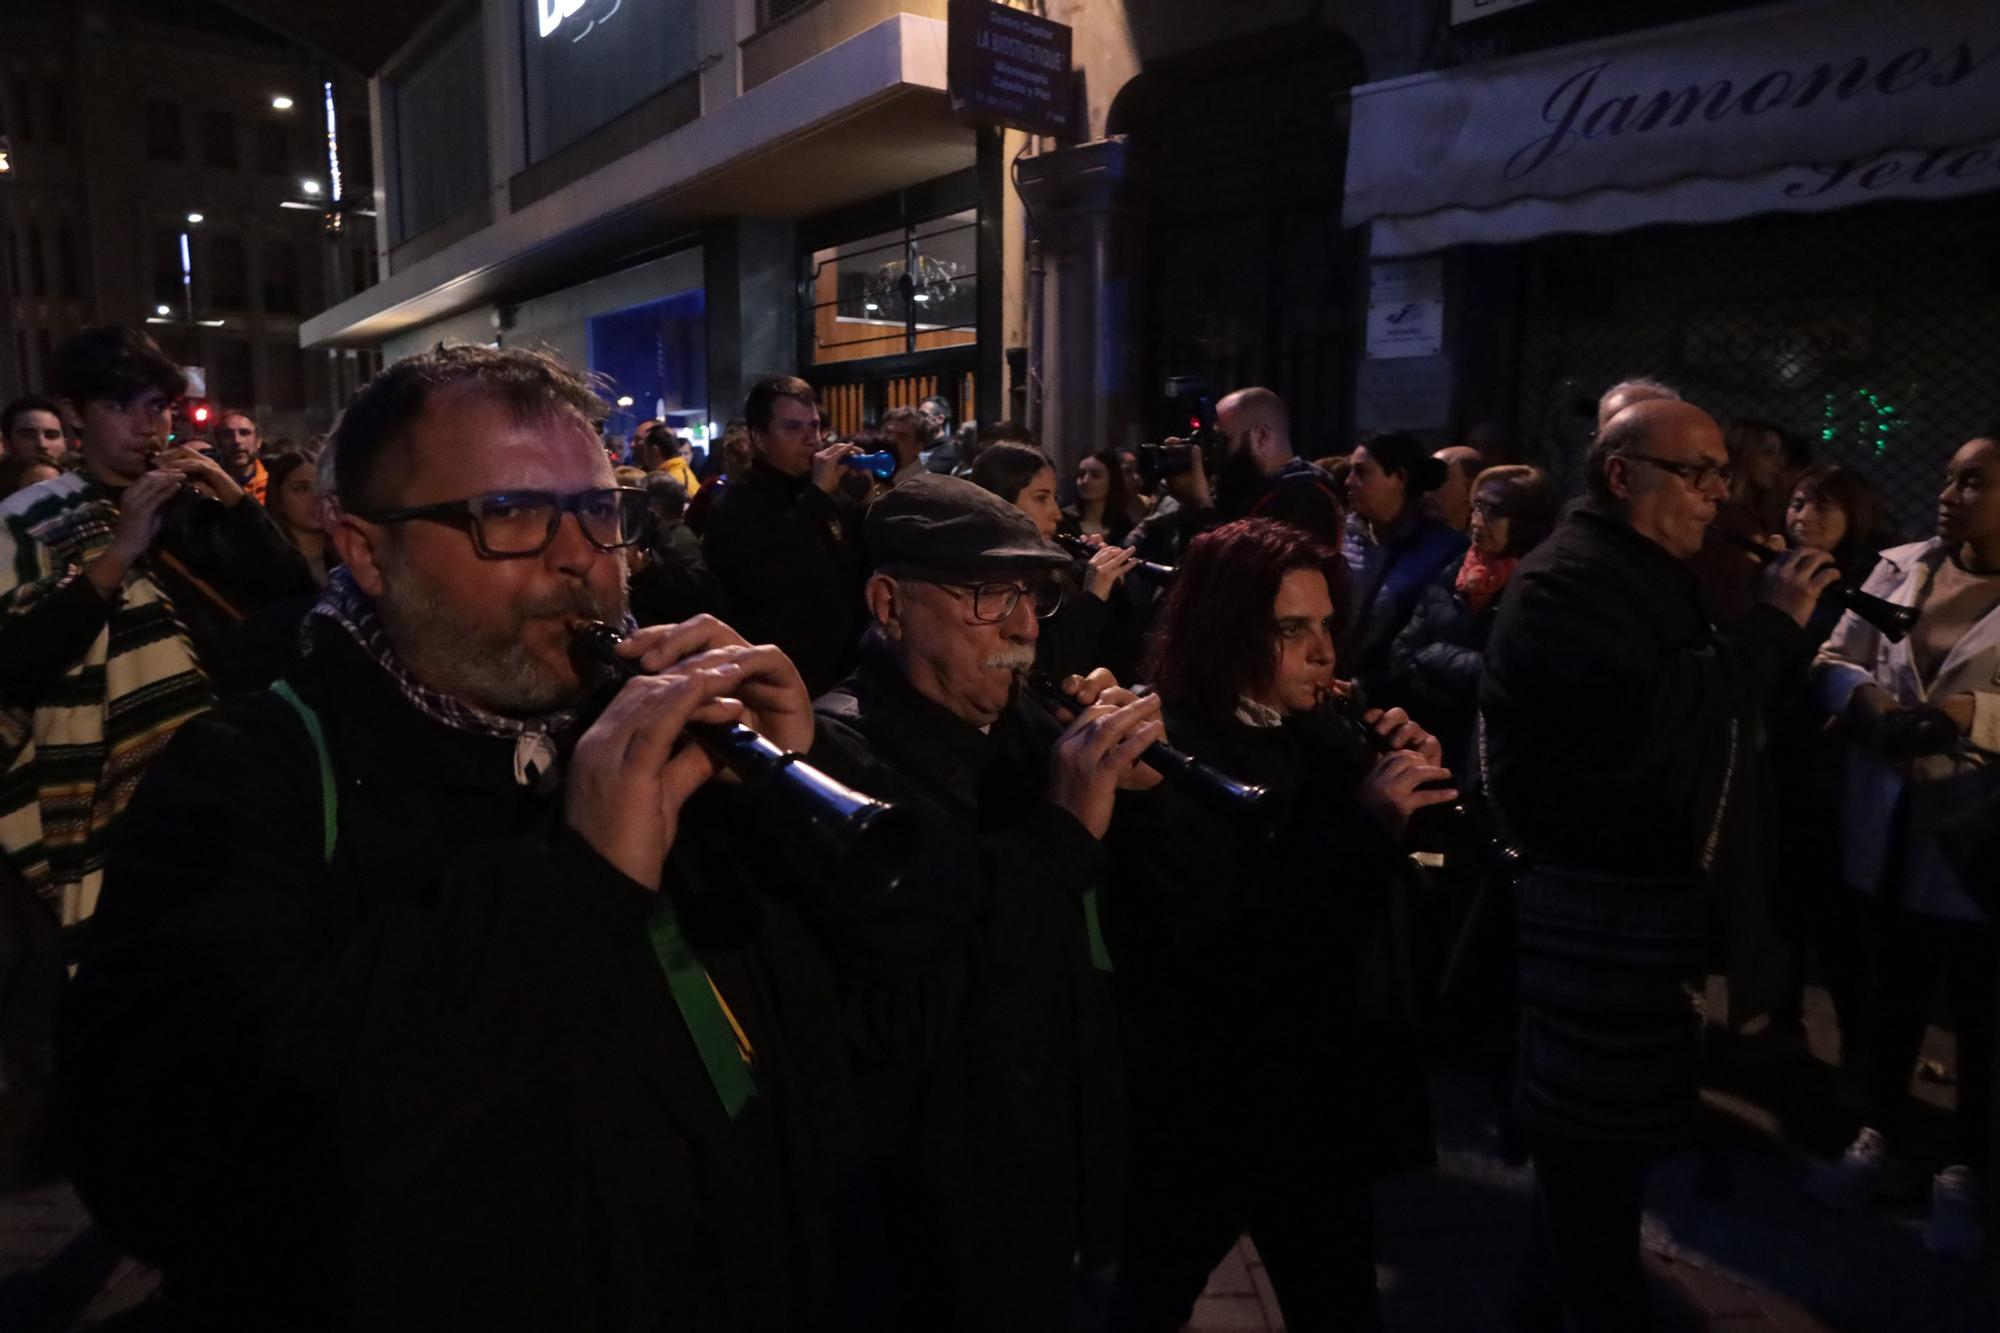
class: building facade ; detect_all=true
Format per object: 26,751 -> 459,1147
287,0 -> 1997,529
0,0 -> 379,440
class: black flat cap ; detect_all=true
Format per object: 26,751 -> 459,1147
867,473 -> 1069,575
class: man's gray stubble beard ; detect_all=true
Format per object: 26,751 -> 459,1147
374,544 -> 629,715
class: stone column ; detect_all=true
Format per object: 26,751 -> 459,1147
1013,136 -> 1142,468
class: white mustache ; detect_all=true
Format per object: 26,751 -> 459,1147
980,645 -> 1037,673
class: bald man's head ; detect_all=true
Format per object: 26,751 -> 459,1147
1215,387 -> 1292,462
1596,378 -> 1680,430
1591,398 -> 1729,559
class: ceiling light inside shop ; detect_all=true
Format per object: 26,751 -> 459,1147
271,95 -> 294,110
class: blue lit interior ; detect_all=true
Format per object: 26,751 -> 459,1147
587,288 -> 707,443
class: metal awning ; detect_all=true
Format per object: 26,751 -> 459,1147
219,0 -> 451,74
1343,0 -> 2000,256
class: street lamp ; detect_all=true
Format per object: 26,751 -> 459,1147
186,211 -> 204,225
301,179 -> 322,197
155,304 -> 170,316
271,95 -> 294,111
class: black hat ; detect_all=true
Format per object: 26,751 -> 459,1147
866,473 -> 1069,576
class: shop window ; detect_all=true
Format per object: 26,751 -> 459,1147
56,220 -> 79,300
203,110 -> 239,169
208,233 -> 247,309
807,209 -> 979,366
262,241 -> 298,314
256,121 -> 289,175
392,18 -> 489,240
586,288 -> 707,441
145,100 -> 183,161
350,245 -> 378,297
43,82 -> 66,144
522,0 -> 697,164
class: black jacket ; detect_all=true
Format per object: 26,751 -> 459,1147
1104,702 -> 1434,1178
702,460 -> 866,695
60,623 -> 853,1333
806,635 -> 1124,1330
1479,504 -> 1811,878
630,519 -> 727,628
1387,554 -> 1495,771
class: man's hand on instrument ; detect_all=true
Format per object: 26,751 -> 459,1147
616,616 -> 815,755
1047,690 -> 1165,838
1059,669 -> 1164,792
566,662 -> 749,890
1756,546 -> 1839,628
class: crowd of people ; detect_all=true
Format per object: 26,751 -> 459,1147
0,326 -> 1994,1332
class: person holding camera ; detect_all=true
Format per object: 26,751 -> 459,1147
1805,431 -> 2000,1263
0,326 -> 312,932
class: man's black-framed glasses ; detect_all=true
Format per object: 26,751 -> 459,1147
1623,453 -> 1733,490
931,578 -> 1065,623
353,488 -> 651,557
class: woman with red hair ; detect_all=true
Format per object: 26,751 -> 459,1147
1104,518 -> 1456,1332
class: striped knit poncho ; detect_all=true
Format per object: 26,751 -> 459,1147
0,472 -> 214,927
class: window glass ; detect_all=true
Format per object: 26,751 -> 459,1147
208,233 -> 247,309
392,19 -> 489,240
145,101 -> 183,161
522,0 -> 697,164
262,242 -> 299,314
807,209 -> 979,365
257,121 -> 289,175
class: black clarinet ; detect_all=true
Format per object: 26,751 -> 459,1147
1305,687 -> 1523,874
1018,674 -> 1277,828
571,621 -> 919,895
1715,530 -> 1917,643
1053,533 -> 1175,580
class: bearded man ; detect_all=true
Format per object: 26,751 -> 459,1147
61,344 -> 855,1333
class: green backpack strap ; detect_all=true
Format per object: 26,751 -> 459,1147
270,680 -> 337,864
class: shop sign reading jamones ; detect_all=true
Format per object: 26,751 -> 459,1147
947,0 -> 1077,139
1345,0 -> 2000,255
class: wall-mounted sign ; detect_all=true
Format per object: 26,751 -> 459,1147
948,0 -> 1077,139
1452,0 -> 1542,25
1365,258 -> 1446,359
537,0 -> 621,41
1356,355 -> 1454,431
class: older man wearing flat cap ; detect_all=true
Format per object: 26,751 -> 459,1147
803,473 -> 1161,1332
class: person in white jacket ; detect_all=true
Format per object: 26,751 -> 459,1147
1805,431 -> 2000,1263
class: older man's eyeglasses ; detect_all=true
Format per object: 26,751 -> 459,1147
1623,454 -> 1733,490
930,578 -> 1065,623
352,488 -> 651,557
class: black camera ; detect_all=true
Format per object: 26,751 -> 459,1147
1135,427 -> 1224,487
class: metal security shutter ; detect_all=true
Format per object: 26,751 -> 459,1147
1514,193 -> 2000,537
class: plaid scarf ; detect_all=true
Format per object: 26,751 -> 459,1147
306,567 -> 578,787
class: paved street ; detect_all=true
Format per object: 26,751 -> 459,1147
2,986 -> 1994,1331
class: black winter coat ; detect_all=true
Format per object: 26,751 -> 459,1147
1479,504 -> 1810,877
60,624 -> 854,1333
1479,506 -> 1812,1025
806,636 -> 1124,1332
1387,555 -> 1496,772
702,460 -> 867,695
1103,703 -> 1435,1180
